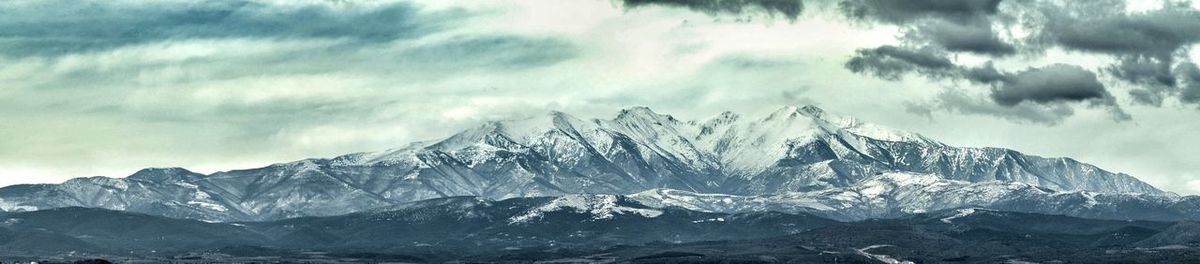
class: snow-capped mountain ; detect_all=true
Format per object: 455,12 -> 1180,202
631,172 -> 1196,222
0,106 -> 1169,221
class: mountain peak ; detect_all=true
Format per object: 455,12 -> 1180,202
697,111 -> 741,136
616,106 -> 678,123
617,106 -> 655,116
715,110 -> 739,119
764,106 -> 799,120
127,167 -> 200,182
798,105 -> 824,117
765,105 -> 827,121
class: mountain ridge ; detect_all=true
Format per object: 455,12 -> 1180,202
0,105 -> 1168,221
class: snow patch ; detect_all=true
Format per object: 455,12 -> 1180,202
186,191 -> 228,212
691,217 -> 725,223
940,208 -> 977,223
187,201 -> 229,212
509,195 -> 662,224
0,199 -> 37,212
855,245 -> 914,264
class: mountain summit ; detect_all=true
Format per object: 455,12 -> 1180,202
0,106 -> 1167,221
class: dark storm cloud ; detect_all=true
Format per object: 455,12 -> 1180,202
989,64 -> 1110,106
902,101 -> 935,121
837,0 -> 1003,23
840,0 -> 1200,111
980,64 -> 1131,121
1028,2 -> 1200,107
623,0 -> 1006,24
0,0 -> 463,56
1111,57 -> 1177,106
620,0 -> 1200,112
844,45 -> 1128,121
836,0 -> 1200,121
933,90 -> 1076,125
839,0 -> 1015,55
962,62 -> 1007,84
1110,57 -> 1176,87
1037,5 -> 1200,58
621,0 -> 805,20
844,45 -> 955,80
912,19 -> 1015,55
1178,62 -> 1200,104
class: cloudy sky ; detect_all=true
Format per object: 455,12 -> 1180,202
2,0 -> 1200,193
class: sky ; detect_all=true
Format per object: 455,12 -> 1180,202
2,0 -> 1200,193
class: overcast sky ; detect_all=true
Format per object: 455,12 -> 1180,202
2,0 -> 1200,194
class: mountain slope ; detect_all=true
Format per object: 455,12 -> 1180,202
0,207 -> 267,256
0,106 -> 1167,221
632,173 -> 1193,221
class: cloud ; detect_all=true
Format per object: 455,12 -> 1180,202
610,0 -> 1189,124
620,0 -> 805,20
1035,4 -> 1200,58
1026,2 -> 1200,107
1112,56 -> 1177,106
989,64 -> 1110,106
843,47 -> 1129,121
969,64 -> 1129,121
613,0 -> 1200,112
396,35 -> 580,71
1178,61 -> 1200,104
900,63 -> 1131,124
0,0 -> 587,181
840,0 -> 1014,55
844,45 -> 955,80
902,101 -> 935,121
932,90 -> 1076,125
961,62 -> 1007,84
910,19 -> 1014,55
838,0 -> 1002,23
0,0 -> 466,56
842,0 -> 1200,114
711,54 -> 805,70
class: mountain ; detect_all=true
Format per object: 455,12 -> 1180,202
631,172 -> 1198,222
0,207 -> 266,257
0,106 -> 1168,221
1134,221 -> 1200,248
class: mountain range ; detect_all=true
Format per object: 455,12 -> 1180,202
0,105 -> 1174,222
5,105 -> 1200,262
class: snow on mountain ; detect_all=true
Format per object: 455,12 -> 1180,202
631,172 -> 1191,222
0,106 -> 1171,221
940,208 -> 978,223
508,194 -> 663,223
0,168 -> 251,222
